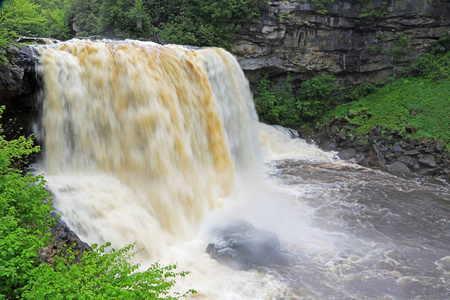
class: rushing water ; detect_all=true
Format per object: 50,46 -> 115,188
36,40 -> 449,299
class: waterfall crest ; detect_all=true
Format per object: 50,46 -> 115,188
38,40 -> 260,256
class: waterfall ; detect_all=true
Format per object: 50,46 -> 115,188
35,39 -> 450,299
37,39 -> 261,258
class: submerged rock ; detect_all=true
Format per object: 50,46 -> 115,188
206,220 -> 282,270
272,125 -> 299,138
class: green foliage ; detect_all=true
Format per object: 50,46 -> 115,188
254,74 -> 339,126
297,75 -> 337,122
253,74 -> 300,127
311,0 -> 335,14
0,0 -> 47,64
0,0 -> 73,64
327,78 -> 450,143
0,0 -> 46,37
66,0 -> 267,48
22,243 -> 195,299
0,0 -> 268,53
33,0 -> 72,40
160,15 -> 224,47
403,36 -> 450,79
69,0 -> 101,37
0,106 -> 54,299
158,0 -> 267,48
340,83 -> 377,103
358,0 -> 388,23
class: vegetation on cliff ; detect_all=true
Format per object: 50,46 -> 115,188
254,36 -> 450,147
0,107 -> 192,299
326,36 -> 450,145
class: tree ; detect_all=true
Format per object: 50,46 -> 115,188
0,0 -> 46,37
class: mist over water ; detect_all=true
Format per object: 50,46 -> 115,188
36,40 -> 449,299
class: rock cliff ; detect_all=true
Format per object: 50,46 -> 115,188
0,44 -> 41,138
234,0 -> 450,84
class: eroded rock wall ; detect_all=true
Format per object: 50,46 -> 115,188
234,0 -> 450,84
0,44 -> 41,138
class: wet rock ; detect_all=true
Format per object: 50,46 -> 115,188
384,151 -> 396,162
39,217 -> 91,264
356,143 -> 371,152
355,153 -> 366,163
393,144 -> 405,152
336,129 -> 347,142
0,43 -> 41,139
411,158 -> 421,171
387,162 -> 411,175
17,37 -> 59,44
371,125 -> 382,136
404,150 -> 420,156
426,144 -> 436,153
417,167 -> 441,176
338,148 -> 356,160
436,141 -> 446,153
405,126 -> 416,134
320,140 -> 338,151
397,155 -> 413,165
206,220 -> 282,270
272,125 -> 299,138
368,144 -> 386,168
419,155 -> 436,168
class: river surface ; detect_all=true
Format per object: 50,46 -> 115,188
36,39 -> 449,299
260,126 -> 450,299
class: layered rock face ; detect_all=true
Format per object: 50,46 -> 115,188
234,0 -> 450,84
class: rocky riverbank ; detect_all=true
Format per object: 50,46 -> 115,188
297,118 -> 450,184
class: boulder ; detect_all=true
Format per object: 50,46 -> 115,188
338,148 -> 357,160
368,144 -> 386,168
393,144 -> 405,152
206,220 -> 282,270
397,155 -> 413,165
417,167 -> 441,176
436,141 -> 446,153
419,154 -> 436,168
387,162 -> 411,175
272,125 -> 299,138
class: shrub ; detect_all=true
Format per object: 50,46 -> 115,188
22,243 -> 194,299
253,74 -> 299,127
0,106 -> 53,299
403,36 -> 450,79
297,74 -> 337,123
